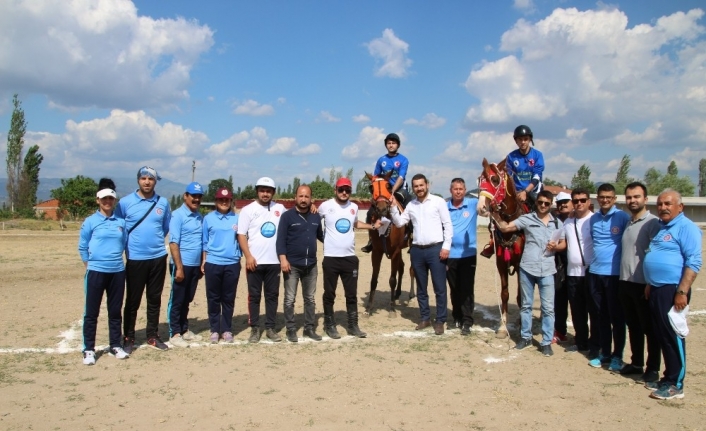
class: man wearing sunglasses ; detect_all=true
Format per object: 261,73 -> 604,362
491,190 -> 565,356
562,188 -> 596,355
588,184 -> 630,371
319,178 -> 380,339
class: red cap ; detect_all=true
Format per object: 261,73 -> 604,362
335,177 -> 352,188
215,187 -> 233,199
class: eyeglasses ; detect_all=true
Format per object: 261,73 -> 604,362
536,200 -> 551,207
572,198 -> 588,204
337,187 -> 352,194
597,195 -> 615,201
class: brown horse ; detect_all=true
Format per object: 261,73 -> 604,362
364,171 -> 415,317
477,158 -> 526,338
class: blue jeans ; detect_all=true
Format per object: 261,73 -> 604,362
410,243 -> 447,323
519,268 -> 555,346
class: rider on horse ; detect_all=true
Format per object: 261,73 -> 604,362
361,132 -> 411,253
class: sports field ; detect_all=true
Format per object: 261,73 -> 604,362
0,227 -> 704,430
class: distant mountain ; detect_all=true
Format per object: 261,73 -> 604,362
0,177 -> 188,206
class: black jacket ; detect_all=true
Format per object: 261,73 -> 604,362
276,208 -> 324,267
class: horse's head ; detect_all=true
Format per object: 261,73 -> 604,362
477,158 -> 508,211
365,171 -> 393,215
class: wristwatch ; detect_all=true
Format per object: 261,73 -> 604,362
676,290 -> 688,296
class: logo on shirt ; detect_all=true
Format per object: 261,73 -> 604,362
261,221 -> 277,238
335,218 -> 351,233
513,160 -> 519,167
663,234 -> 672,242
232,224 -> 238,231
381,161 -> 387,168
528,159 -> 535,167
274,210 -> 281,217
118,226 -> 123,232
463,211 -> 469,218
394,161 -> 400,168
350,209 -> 355,215
156,208 -> 163,215
611,226 -> 621,235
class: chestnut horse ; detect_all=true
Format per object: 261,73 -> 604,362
364,171 -> 415,317
477,158 -> 526,338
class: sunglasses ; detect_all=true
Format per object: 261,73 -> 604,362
536,200 -> 552,207
572,198 -> 588,204
337,187 -> 352,194
597,195 -> 615,201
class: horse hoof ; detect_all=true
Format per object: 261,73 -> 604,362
388,310 -> 397,318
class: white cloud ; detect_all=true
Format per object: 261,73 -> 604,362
366,29 -> 412,78
566,128 -> 588,140
341,126 -> 388,160
513,0 -> 536,13
463,7 -> 706,154
265,137 -> 321,156
0,0 -> 214,110
439,131 -> 514,163
614,122 -> 663,147
277,97 -> 287,105
206,127 -> 269,157
403,113 -> 447,129
316,111 -> 341,123
352,114 -> 371,123
233,99 -> 275,116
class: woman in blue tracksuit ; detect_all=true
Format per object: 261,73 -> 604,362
78,178 -> 129,365
201,187 -> 242,343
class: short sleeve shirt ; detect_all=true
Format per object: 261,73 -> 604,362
237,201 -> 285,265
319,199 -> 358,257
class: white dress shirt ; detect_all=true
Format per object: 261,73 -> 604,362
390,193 -> 453,250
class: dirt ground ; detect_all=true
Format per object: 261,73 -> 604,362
0,228 -> 705,430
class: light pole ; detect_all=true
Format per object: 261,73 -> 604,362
191,160 -> 196,182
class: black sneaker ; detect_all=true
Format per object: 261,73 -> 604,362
303,328 -> 322,341
286,329 -> 298,343
361,242 -> 373,253
540,344 -> 554,356
460,325 -> 471,336
642,370 -> 660,383
515,338 -> 532,350
122,337 -> 135,355
619,363 -> 644,376
146,336 -> 169,351
266,328 -> 282,342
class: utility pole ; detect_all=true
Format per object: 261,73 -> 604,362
192,160 -> 196,182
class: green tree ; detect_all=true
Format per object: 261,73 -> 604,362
542,177 -> 564,188
5,94 -> 27,212
612,154 -> 634,193
309,179 -> 334,199
18,145 -> 43,211
50,176 -> 98,220
699,159 -> 706,197
643,162 -> 695,196
205,178 -> 234,201
292,177 -> 301,193
570,164 -> 596,193
240,184 -> 256,199
667,161 -> 678,176
355,174 -> 371,198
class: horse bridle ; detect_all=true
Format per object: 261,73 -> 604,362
370,176 -> 393,219
478,165 -> 521,221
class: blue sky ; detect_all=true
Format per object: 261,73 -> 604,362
1,0 -> 705,195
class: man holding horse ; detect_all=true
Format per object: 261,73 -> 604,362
446,178 -> 478,335
390,174 -> 453,335
319,177 -> 379,339
491,190 -> 565,356
361,132 -> 409,253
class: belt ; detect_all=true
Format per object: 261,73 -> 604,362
412,241 -> 442,250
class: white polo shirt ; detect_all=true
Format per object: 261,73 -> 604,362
319,199 -> 358,257
563,212 -> 594,277
390,193 -> 453,250
237,200 -> 285,265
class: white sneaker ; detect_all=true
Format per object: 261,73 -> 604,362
109,346 -> 130,359
83,350 -> 96,366
182,330 -> 203,342
170,335 -> 190,348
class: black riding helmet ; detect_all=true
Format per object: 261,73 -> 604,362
513,125 -> 534,146
384,133 -> 401,146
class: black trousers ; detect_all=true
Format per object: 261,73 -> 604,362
649,284 -> 688,389
619,280 -> 661,371
554,272 -> 569,336
83,270 -> 125,351
246,264 -> 280,329
589,273 -> 626,358
322,256 -> 359,315
567,275 -> 596,351
123,255 -> 167,339
446,255 -> 476,326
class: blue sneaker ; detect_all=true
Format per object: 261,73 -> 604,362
649,384 -> 684,400
608,357 -> 624,372
644,380 -> 662,391
588,354 -> 610,368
